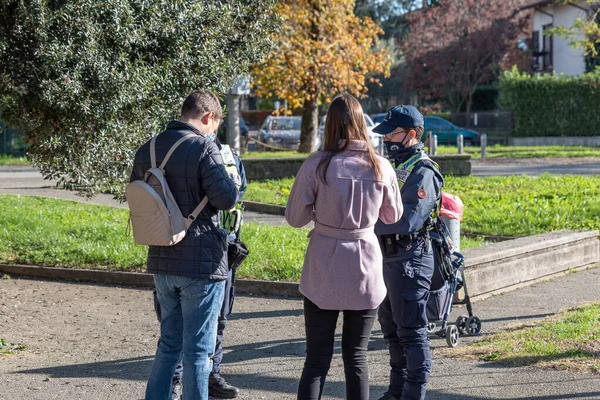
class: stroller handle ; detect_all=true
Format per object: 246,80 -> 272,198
452,251 -> 464,262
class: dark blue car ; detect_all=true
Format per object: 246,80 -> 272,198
370,114 -> 481,146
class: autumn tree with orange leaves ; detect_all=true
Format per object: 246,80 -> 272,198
252,0 -> 391,153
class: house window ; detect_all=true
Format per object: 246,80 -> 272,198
532,31 -> 540,52
532,30 -> 542,71
542,24 -> 553,71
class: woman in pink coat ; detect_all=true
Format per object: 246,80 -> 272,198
286,94 -> 403,400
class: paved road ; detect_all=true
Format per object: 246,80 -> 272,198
471,157 -> 600,176
1,267 -> 600,399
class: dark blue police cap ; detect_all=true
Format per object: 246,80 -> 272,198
372,105 -> 424,135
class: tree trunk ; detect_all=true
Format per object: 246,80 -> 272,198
299,96 -> 319,153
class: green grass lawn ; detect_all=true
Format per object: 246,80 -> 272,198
246,174 -> 600,237
437,144 -> 600,159
444,302 -> 600,374
241,151 -> 309,159
242,145 -> 600,159
0,154 -> 30,166
0,195 -> 486,281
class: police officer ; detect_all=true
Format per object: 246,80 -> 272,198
209,138 -> 247,399
372,105 -> 444,400
154,137 -> 247,400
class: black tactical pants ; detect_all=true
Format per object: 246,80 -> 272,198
378,242 -> 434,400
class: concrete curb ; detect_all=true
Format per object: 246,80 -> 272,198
1,230 -> 597,300
240,155 -> 472,180
0,264 -> 301,297
244,201 -> 286,215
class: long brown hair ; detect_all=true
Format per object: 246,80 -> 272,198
317,94 -> 382,183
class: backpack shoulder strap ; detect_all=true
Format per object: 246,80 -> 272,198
148,132 -> 213,229
185,195 -> 210,228
149,134 -> 195,170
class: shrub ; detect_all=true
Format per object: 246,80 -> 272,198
0,0 -> 278,197
499,67 -> 600,137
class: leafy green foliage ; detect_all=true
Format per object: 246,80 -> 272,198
354,0 -> 417,39
499,67 -> 600,137
0,0 -> 278,197
545,1 -> 600,72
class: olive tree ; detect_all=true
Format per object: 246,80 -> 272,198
0,0 -> 278,196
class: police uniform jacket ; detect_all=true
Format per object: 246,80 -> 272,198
375,143 -> 444,237
130,121 -> 238,280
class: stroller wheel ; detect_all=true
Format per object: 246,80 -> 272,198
446,325 -> 459,347
427,322 -> 436,333
467,316 -> 482,336
456,316 -> 468,334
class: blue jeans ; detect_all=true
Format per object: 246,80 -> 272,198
152,266 -> 236,377
145,274 -> 225,400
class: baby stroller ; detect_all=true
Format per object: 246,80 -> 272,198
426,218 -> 481,347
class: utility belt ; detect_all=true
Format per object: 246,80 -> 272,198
380,229 -> 431,256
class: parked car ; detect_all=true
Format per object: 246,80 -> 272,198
423,116 -> 481,146
258,116 -> 301,150
317,114 -> 384,154
217,117 -> 249,143
371,113 -> 481,146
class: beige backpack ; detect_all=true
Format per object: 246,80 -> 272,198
126,134 -> 208,246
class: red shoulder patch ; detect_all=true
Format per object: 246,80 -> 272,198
417,189 -> 427,199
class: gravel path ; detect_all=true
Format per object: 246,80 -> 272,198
2,267 -> 600,399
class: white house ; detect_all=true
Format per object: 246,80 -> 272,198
520,0 -> 590,75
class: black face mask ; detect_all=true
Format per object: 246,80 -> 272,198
385,141 -> 424,161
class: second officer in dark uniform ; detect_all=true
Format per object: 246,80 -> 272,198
372,105 -> 444,400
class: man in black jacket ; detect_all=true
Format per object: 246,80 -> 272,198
131,91 -> 238,400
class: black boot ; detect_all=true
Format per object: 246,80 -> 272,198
208,372 -> 239,399
377,392 -> 400,400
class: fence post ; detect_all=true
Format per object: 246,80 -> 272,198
481,133 -> 487,160
457,134 -> 464,154
431,134 -> 438,156
427,131 -> 432,154
1,124 -> 6,155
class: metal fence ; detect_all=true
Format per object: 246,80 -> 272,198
448,110 -> 512,145
1,121 -> 27,156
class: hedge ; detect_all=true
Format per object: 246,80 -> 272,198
499,67 -> 600,137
